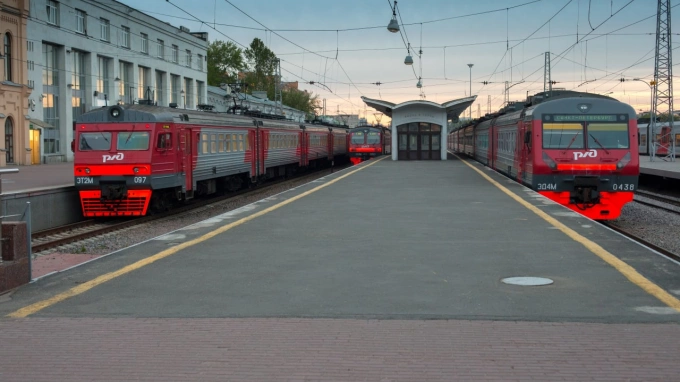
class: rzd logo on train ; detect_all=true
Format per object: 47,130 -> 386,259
102,153 -> 124,163
573,150 -> 597,160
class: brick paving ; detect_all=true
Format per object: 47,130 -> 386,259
1,318 -> 679,381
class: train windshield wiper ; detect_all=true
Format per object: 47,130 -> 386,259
589,133 -> 610,155
124,125 -> 136,145
562,131 -> 581,153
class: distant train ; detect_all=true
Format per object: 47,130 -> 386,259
73,105 -> 348,217
636,113 -> 679,156
449,91 -> 639,220
348,125 -> 391,165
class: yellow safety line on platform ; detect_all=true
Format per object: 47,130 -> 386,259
7,157 -> 388,318
453,152 -> 680,312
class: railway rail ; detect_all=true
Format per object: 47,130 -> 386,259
31,165 -> 350,254
600,189 -> 680,263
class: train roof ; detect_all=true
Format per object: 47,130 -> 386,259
76,104 -> 347,131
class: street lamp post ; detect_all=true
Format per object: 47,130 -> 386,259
627,78 -> 655,155
467,64 -> 473,120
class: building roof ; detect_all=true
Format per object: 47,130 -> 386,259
361,96 -> 477,120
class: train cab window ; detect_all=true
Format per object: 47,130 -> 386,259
542,123 -> 584,149
586,123 -> 629,149
79,132 -> 111,151
117,131 -> 150,150
351,131 -> 365,144
156,133 -> 172,150
367,132 -> 380,144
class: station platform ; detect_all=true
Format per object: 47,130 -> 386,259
639,155 -> 680,179
0,162 -> 73,193
2,155 -> 680,380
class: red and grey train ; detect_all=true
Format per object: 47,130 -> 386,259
348,125 -> 392,165
73,104 -> 348,217
448,91 -> 639,220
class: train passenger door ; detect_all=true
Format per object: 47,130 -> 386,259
300,129 -> 308,166
179,128 -> 193,197
328,130 -> 334,160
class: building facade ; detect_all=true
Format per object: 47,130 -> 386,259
27,0 -> 208,163
1,0 -> 31,166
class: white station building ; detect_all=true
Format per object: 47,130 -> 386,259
361,96 -> 476,160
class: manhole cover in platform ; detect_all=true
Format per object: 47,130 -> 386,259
501,277 -> 554,286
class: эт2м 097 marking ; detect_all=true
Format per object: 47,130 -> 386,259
449,91 -> 639,220
72,105 -> 349,217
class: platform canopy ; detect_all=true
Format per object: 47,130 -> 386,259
361,96 -> 477,121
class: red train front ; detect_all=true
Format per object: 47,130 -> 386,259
348,126 -> 391,165
450,91 -> 639,220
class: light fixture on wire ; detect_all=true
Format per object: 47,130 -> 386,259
404,43 -> 413,65
416,77 -> 422,88
387,0 -> 399,33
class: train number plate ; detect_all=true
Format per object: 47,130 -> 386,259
75,177 -> 94,185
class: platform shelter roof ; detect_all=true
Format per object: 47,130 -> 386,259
360,96 -> 477,120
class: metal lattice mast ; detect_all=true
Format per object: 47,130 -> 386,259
274,58 -> 283,116
651,0 -> 674,161
544,52 -> 552,98
487,95 -> 491,114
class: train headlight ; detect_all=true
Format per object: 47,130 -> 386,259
541,152 -> 557,170
110,108 -> 120,118
616,152 -> 631,170
85,167 -> 90,174
133,167 -> 139,173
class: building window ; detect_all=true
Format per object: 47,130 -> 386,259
157,39 -> 164,59
186,50 -> 191,68
138,66 -> 150,100
141,33 -> 148,54
75,9 -> 86,34
197,81 -> 205,105
121,26 -> 130,48
43,43 -> 60,153
197,54 -> 203,71
97,56 -> 110,94
172,45 -> 178,63
27,40 -> 33,52
119,61 -> 132,104
100,18 -> 110,41
170,74 -> 180,104
4,33 -> 11,82
155,70 -> 165,106
72,51 -> 86,120
5,118 -> 14,164
185,78 -> 193,108
46,0 -> 59,26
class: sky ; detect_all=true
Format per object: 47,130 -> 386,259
116,0 -> 678,123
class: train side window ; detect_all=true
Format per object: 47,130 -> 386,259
202,133 -> 209,154
211,133 -> 217,154
156,133 -> 172,150
639,133 -> 646,146
232,134 -> 237,151
218,134 -> 225,152
676,134 -> 680,147
245,133 -> 249,148
239,134 -> 244,151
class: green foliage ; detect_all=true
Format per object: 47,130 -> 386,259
207,41 -> 245,87
281,89 -> 320,116
244,38 -> 278,93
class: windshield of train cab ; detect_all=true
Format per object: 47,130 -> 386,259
79,132 -> 111,151
367,131 -> 380,144
542,114 -> 629,149
351,131 -> 365,144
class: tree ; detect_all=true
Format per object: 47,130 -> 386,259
207,40 -> 245,86
243,38 -> 278,93
281,89 -> 320,116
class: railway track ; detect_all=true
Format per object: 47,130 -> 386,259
31,165 -> 350,254
633,190 -> 680,214
601,221 -> 680,263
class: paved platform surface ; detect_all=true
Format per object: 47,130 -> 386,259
1,155 -> 680,381
1,162 -> 73,193
639,155 -> 680,179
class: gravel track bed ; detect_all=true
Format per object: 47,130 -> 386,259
36,169 -> 342,258
608,199 -> 680,256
